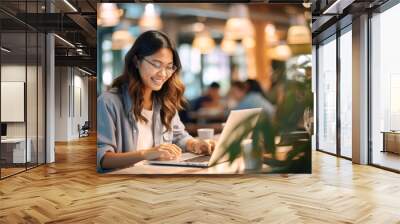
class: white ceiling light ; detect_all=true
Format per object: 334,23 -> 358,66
98,3 -> 122,27
323,0 -> 354,15
139,4 -> 162,31
63,0 -> 78,12
224,4 -> 254,40
1,47 -> 11,53
76,48 -> 86,55
78,67 -> 92,76
54,34 -> 75,48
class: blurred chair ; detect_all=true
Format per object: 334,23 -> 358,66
78,121 -> 90,138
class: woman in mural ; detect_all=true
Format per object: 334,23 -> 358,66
97,30 -> 214,172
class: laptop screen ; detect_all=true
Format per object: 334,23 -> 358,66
208,108 -> 262,166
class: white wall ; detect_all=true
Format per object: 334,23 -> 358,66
54,67 -> 69,141
70,73 -> 89,139
54,67 -> 89,141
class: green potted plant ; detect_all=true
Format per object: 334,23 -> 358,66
211,55 -> 313,173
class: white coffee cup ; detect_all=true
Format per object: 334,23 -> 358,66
241,139 -> 262,170
197,128 -> 214,140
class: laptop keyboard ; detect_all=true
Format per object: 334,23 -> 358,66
183,155 -> 210,163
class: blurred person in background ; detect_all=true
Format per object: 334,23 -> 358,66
180,82 -> 223,124
190,82 -> 225,123
228,79 -> 276,118
97,30 -> 215,172
191,82 -> 222,111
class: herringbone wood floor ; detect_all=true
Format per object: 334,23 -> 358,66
1,134 -> 400,223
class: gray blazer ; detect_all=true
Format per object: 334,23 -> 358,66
97,84 -> 192,172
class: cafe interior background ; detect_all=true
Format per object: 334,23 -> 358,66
97,3 -> 312,172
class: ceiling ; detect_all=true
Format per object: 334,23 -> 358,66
101,0 -> 306,2
1,0 -> 310,76
311,0 -> 389,43
0,0 -> 97,75
111,3 -> 308,44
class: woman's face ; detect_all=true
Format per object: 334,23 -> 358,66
138,48 -> 175,91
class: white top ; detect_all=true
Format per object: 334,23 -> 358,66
136,109 -> 154,150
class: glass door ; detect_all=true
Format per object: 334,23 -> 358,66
317,35 -> 337,154
339,26 -> 352,159
370,2 -> 400,171
0,0 -> 47,179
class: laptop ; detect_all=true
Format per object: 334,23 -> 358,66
147,108 -> 262,168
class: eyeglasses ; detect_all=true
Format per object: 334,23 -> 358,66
143,58 -> 177,77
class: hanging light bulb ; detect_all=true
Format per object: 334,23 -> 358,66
98,3 -> 123,27
192,30 -> 215,54
112,29 -> 134,50
302,0 -> 311,8
265,23 -> 276,34
224,4 -> 254,40
139,4 -> 162,31
221,38 -> 237,55
287,25 -> 311,44
103,70 -> 113,86
265,23 -> 279,46
269,43 -> 292,61
287,15 -> 311,45
192,22 -> 205,33
242,37 -> 255,49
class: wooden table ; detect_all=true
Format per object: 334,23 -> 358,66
381,131 -> 400,154
108,154 -> 271,175
107,145 -> 295,175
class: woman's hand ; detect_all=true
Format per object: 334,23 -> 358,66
187,139 -> 216,155
142,144 -> 182,161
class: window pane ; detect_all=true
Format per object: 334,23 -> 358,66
317,37 -> 337,154
371,3 -> 400,171
1,30 -> 27,177
27,31 -> 38,169
340,29 -> 352,158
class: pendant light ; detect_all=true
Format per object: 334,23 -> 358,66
139,4 -> 162,31
224,4 -> 254,40
192,30 -> 215,54
98,3 -> 122,27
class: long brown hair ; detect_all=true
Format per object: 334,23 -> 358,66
112,30 -> 186,131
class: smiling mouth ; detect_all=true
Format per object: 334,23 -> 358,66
151,77 -> 164,86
